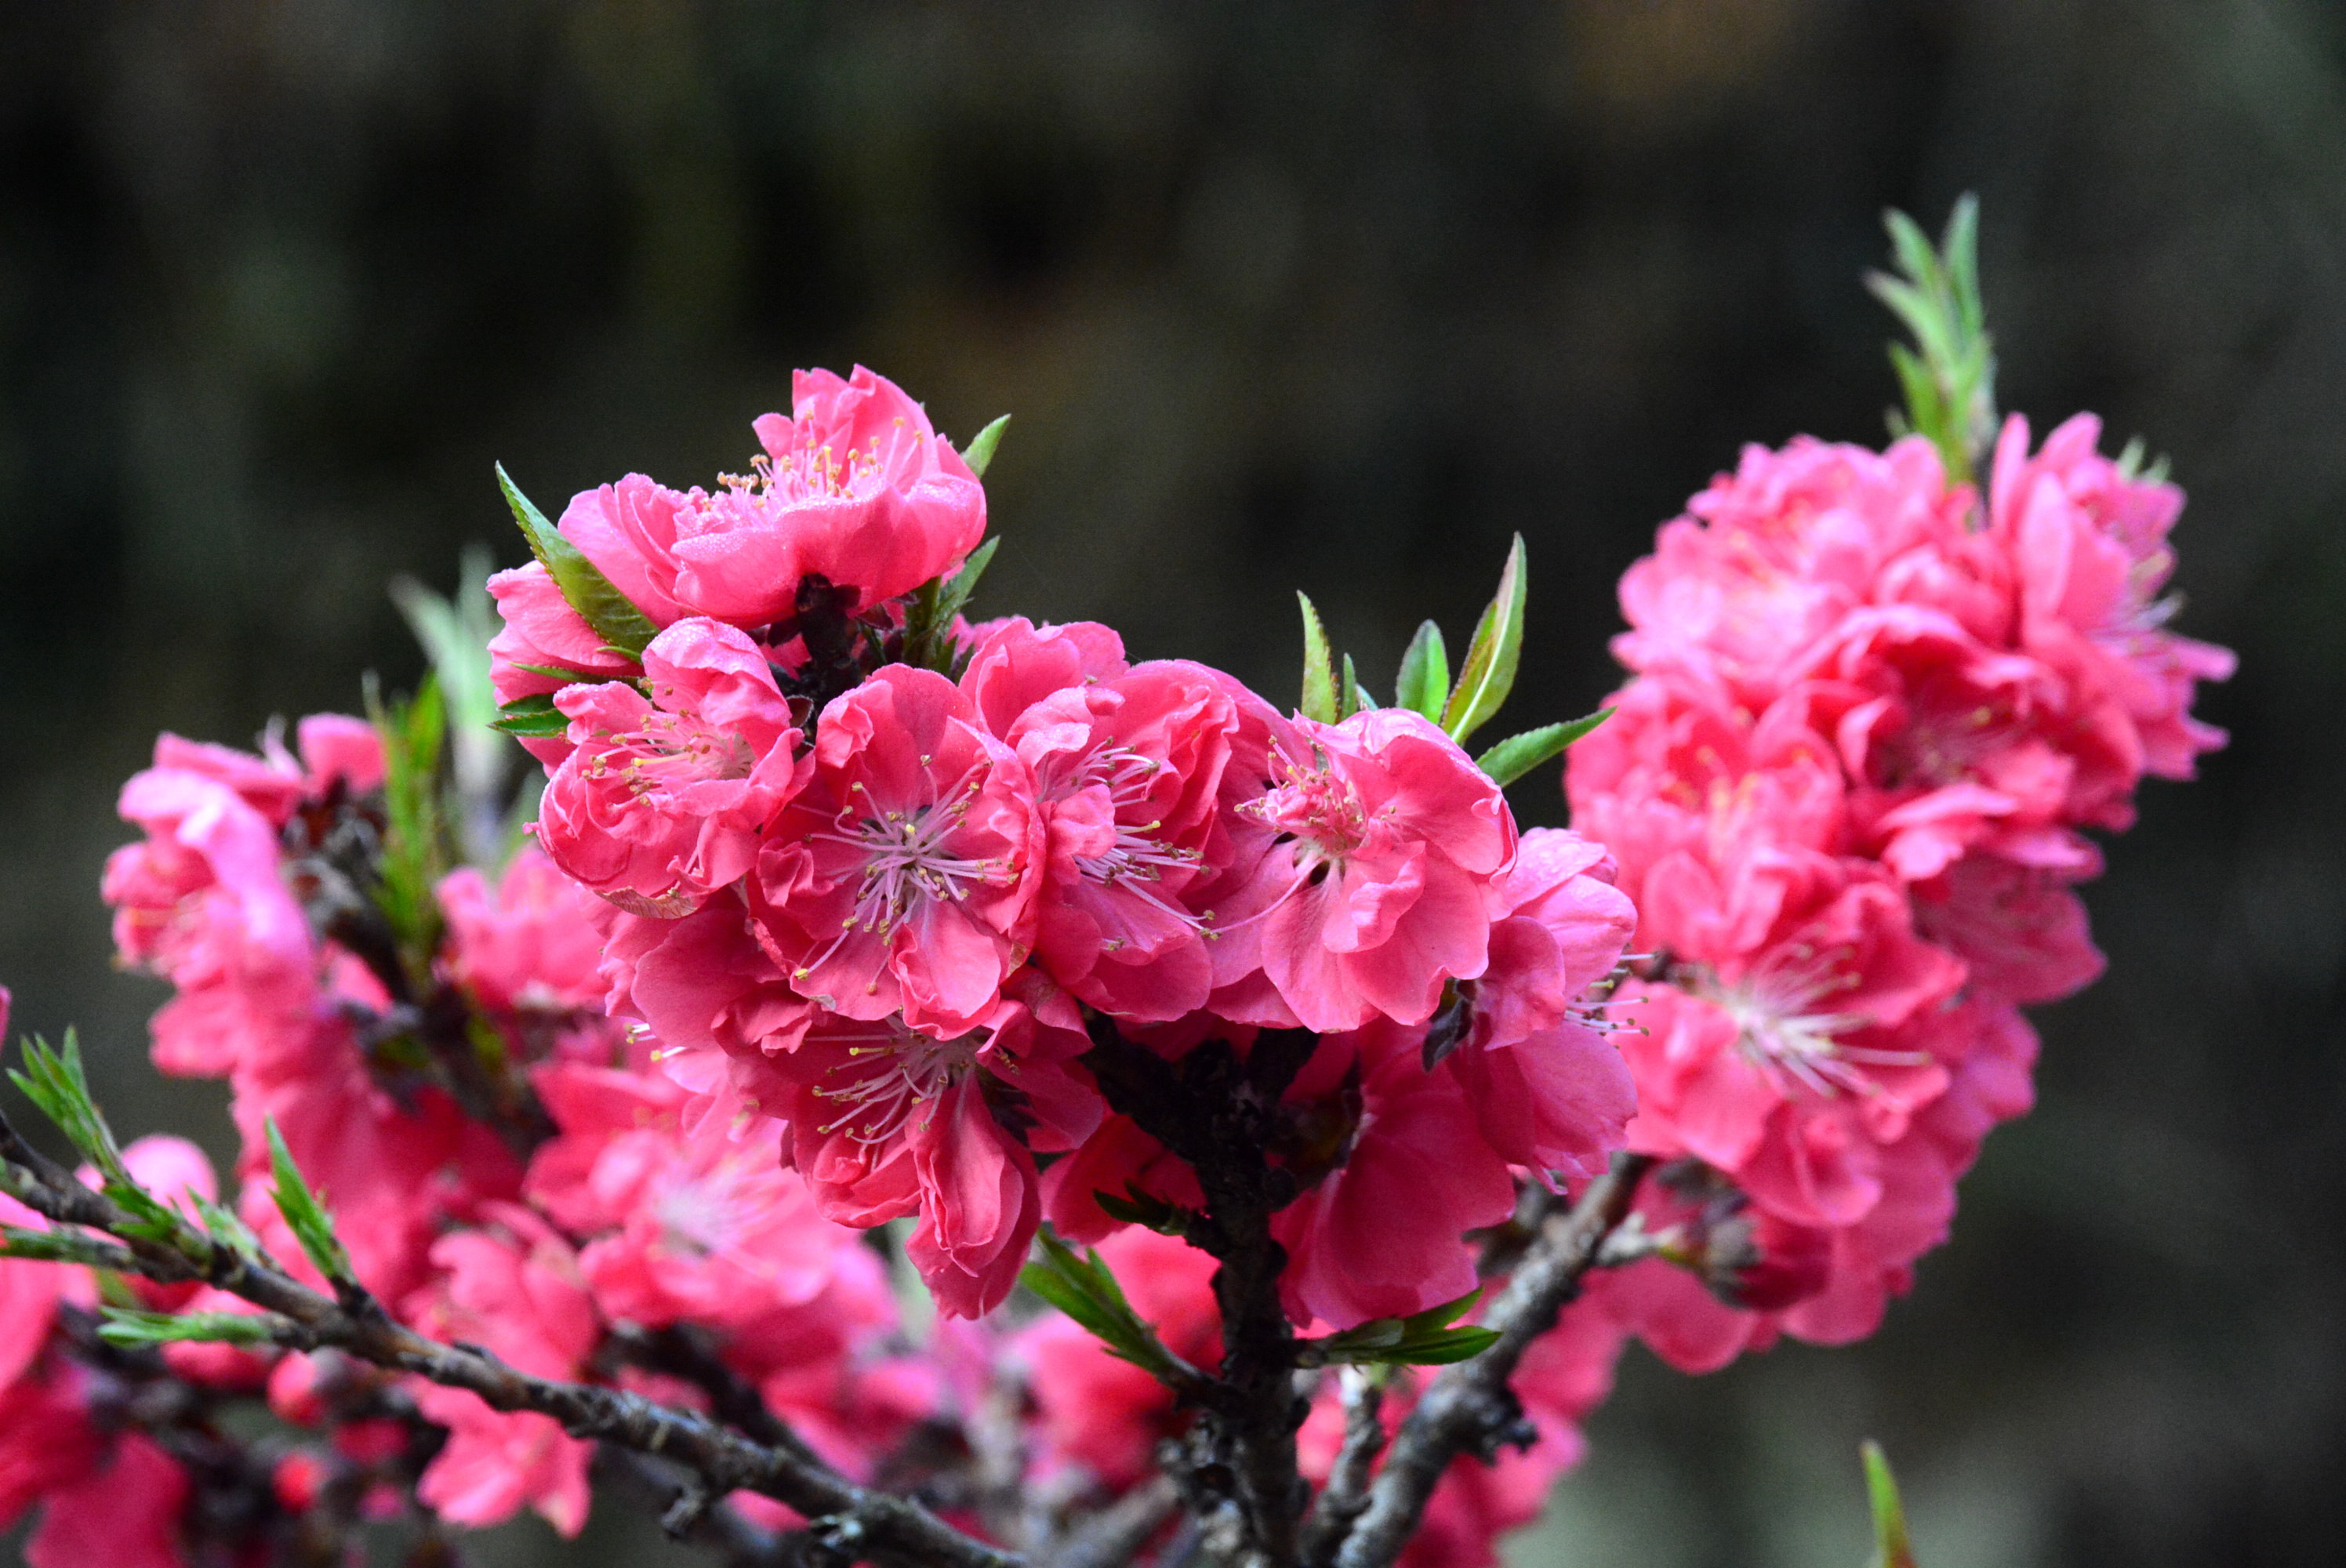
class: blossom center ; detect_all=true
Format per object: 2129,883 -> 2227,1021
586,710 -> 756,801
1247,748 -> 1371,867
1703,942 -> 1919,1098
810,1022 -> 983,1145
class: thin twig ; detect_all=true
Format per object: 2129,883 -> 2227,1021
0,1109 -> 1026,1568
1329,1153 -> 1653,1568
1296,1371 -> 1385,1568
1049,1475 -> 1181,1568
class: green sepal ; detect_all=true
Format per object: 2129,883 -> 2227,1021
1861,1440 -> 1920,1568
1395,619 -> 1450,722
1440,535 -> 1527,745
1297,593 -> 1338,724
902,536 -> 1003,673
491,693 -> 570,739
98,1308 -> 277,1348
957,415 -> 1011,480
266,1120 -> 355,1287
496,463 -> 661,659
1475,707 -> 1614,787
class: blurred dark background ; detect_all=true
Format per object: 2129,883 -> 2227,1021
3,2 -> 2341,1565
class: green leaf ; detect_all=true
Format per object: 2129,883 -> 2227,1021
491,693 -> 570,739
2,1226 -> 124,1267
266,1120 -> 355,1287
1865,195 -> 1996,489
1297,592 -> 1338,724
1301,1287 -> 1501,1367
99,1308 -> 277,1348
1474,707 -> 1614,787
368,676 -> 451,985
957,415 -> 1011,480
1340,654 -> 1375,719
1440,535 -> 1527,744
1394,619 -> 1450,722
496,463 -> 661,659
9,1032 -> 128,1185
1861,1441 -> 1920,1568
1397,1286 -> 1483,1334
902,536 -> 1003,673
1022,1226 -> 1199,1386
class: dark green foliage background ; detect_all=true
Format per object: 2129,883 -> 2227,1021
2,3 -> 2340,1564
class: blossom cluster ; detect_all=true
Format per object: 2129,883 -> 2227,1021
0,302 -> 2233,1568
1557,415 -> 2235,1370
0,727 -> 928,1558
492,366 -> 1641,1326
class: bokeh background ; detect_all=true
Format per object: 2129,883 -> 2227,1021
4,2 -> 2342,1565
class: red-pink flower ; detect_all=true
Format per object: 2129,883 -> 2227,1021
1783,606 -> 2089,880
1271,1029 -> 1518,1328
438,845 -> 612,1014
538,618 -> 805,917
21,1431 -> 189,1568
968,626 -> 1273,1021
751,665 -> 1039,1033
525,1062 -> 856,1330
1612,434 -> 1982,702
1988,412 -> 2235,792
405,1205 -> 600,1537
1437,828 -> 1639,1181
756,993 -> 1095,1317
1618,848 -> 1964,1227
104,764 -> 314,1077
1215,708 -> 1516,1034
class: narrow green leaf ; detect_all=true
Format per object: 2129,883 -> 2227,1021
2,1227 -> 122,1267
1865,198 -> 1996,490
267,1120 -> 354,1287
1385,1325 -> 1502,1366
98,1308 -> 277,1348
10,1032 -> 129,1184
1398,1287 -> 1483,1335
1297,592 -> 1338,724
1340,655 -> 1371,718
491,693 -> 571,738
1440,535 -> 1528,744
1394,619 -> 1450,722
902,536 -> 1003,672
1861,1441 -> 1920,1568
496,463 -> 661,659
957,415 -> 1011,480
1475,707 -> 1614,787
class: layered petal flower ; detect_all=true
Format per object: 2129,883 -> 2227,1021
538,618 -> 805,916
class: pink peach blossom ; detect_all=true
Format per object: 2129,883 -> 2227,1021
1215,708 -> 1516,1034
538,618 -> 805,916
751,665 -> 1039,1033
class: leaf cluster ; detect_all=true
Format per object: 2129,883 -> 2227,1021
1298,536 -> 1608,786
1868,195 -> 1996,489
1020,1226 -> 1207,1390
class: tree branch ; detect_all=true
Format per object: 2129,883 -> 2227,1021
0,1108 -> 1025,1568
1296,1371 -> 1385,1568
1048,1475 -> 1180,1568
1080,1018 -> 1316,1568
1329,1154 -> 1653,1568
